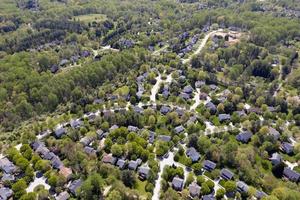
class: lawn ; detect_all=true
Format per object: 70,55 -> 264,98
135,179 -> 148,199
73,14 -> 107,23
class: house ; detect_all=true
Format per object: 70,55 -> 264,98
102,154 -> 117,165
56,191 -> 70,200
68,179 -> 82,196
281,142 -> 293,154
236,131 -> 253,143
186,147 -> 200,162
236,181 -> 249,193
203,160 -> 216,172
195,81 -> 205,88
0,157 -> 17,174
59,59 -> 69,66
55,127 -> 66,138
209,84 -> 218,91
174,125 -> 184,134
160,105 -> 171,114
116,159 -> 126,169
84,147 -> 96,155
138,166 -> 150,180
1,173 -> 15,182
128,160 -> 139,171
97,129 -> 108,140
183,85 -> 193,94
80,136 -> 94,146
180,92 -> 191,100
175,108 -> 184,116
220,168 -> 234,180
70,119 -> 82,129
172,176 -> 184,191
255,191 -> 267,199
200,93 -> 208,100
189,182 -> 200,197
133,106 -> 144,114
149,131 -> 155,144
109,125 -> 119,132
51,156 -> 63,169
59,167 -> 73,180
283,167 -> 300,182
235,110 -> 246,117
36,146 -> 50,158
202,195 -> 215,200
50,64 -> 59,73
246,107 -> 262,115
0,187 -> 13,200
44,152 -> 56,160
269,127 -> 280,140
31,141 -> 45,151
218,114 -> 231,122
205,102 -> 217,114
128,126 -> 139,132
158,135 -> 171,142
270,153 -> 282,166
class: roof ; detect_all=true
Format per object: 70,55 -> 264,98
218,114 -> 231,122
202,195 -> 215,200
158,135 -> 171,142
2,173 -> 15,182
51,156 -> 63,169
31,141 -> 45,151
56,191 -> 70,200
55,127 -> 66,138
270,153 -> 282,165
282,142 -> 293,154
84,146 -> 96,155
255,190 -> 267,199
269,127 -> 280,140
195,80 -> 205,88
237,181 -> 249,193
128,160 -> 139,170
160,105 -> 171,114
203,160 -> 216,171
236,131 -> 253,143
149,131 -> 155,144
179,92 -> 190,100
186,147 -> 200,162
220,168 -> 234,180
205,102 -> 216,112
70,119 -> 82,129
128,125 -> 139,132
59,167 -> 72,180
172,176 -> 184,191
102,154 -> 117,165
183,85 -> 193,94
68,179 -> 82,196
116,159 -> 126,169
174,125 -> 184,134
0,187 -> 13,200
109,125 -> 119,132
0,158 -> 16,174
189,182 -> 200,197
283,167 -> 300,182
80,136 -> 94,146
138,166 -> 150,179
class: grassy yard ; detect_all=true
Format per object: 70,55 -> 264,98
135,179 -> 148,199
73,14 -> 107,23
0,0 -> 19,15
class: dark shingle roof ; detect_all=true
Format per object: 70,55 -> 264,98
237,181 -> 249,193
220,168 -> 234,180
138,166 -> 150,179
68,179 -> 82,196
186,147 -> 200,162
55,127 -> 66,138
189,182 -> 200,197
174,125 -> 184,134
283,167 -> 300,182
236,131 -> 253,143
270,153 -> 282,166
203,160 -> 216,171
218,114 -> 231,122
116,159 -> 126,169
282,142 -> 293,154
128,160 -> 139,170
0,187 -> 13,200
172,176 -> 184,191
56,191 -> 70,200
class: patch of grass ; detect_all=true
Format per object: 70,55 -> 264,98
135,179 -> 148,196
73,14 -> 107,24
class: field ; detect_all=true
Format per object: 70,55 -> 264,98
73,14 -> 107,23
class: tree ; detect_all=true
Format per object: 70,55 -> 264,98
161,188 -> 181,200
20,192 -> 37,200
111,144 -> 123,157
224,180 -> 236,193
216,188 -> 225,199
12,179 -> 27,199
80,173 -> 104,200
201,182 -> 210,195
107,190 -> 122,200
121,170 -> 136,188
